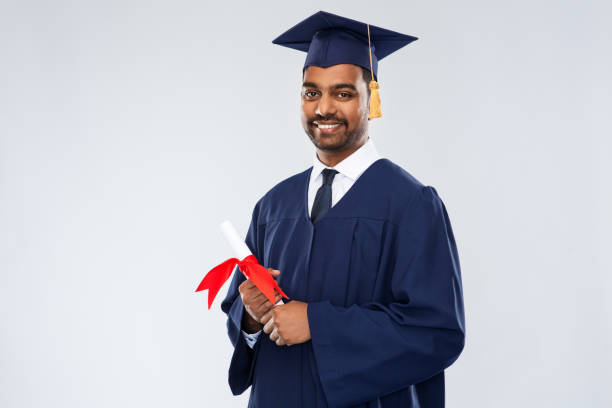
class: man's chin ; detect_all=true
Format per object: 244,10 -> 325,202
309,133 -> 349,151
313,139 -> 348,152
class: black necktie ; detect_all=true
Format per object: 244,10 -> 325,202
311,168 -> 339,223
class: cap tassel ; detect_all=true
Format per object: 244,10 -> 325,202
366,24 -> 381,119
368,80 -> 382,119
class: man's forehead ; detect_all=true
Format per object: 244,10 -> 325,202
302,64 -> 363,86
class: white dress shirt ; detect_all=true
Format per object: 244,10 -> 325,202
241,137 -> 383,348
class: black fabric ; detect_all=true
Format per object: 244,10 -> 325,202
311,168 -> 339,223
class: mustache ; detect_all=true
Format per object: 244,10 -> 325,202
308,116 -> 347,126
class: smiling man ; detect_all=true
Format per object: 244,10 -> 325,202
301,64 -> 370,156
219,10 -> 465,408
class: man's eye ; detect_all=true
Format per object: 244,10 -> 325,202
304,91 -> 318,98
338,92 -> 352,98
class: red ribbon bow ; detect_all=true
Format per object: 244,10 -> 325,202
195,254 -> 289,309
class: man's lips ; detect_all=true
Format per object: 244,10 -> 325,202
312,120 -> 345,134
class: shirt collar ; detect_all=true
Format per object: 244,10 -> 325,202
311,137 -> 381,182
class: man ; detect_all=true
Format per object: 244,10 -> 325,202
220,11 -> 465,408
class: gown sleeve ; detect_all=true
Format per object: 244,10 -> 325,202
307,186 -> 466,407
220,200 -> 263,395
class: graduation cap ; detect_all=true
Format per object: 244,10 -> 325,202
272,10 -> 418,119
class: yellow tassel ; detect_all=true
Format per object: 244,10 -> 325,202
366,24 -> 382,120
368,79 -> 382,119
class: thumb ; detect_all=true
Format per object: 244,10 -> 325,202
269,269 -> 281,278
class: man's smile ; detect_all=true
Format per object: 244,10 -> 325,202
313,120 -> 345,134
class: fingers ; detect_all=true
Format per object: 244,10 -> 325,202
269,326 -> 279,343
263,312 -> 274,333
267,320 -> 286,346
247,286 -> 281,305
251,304 -> 270,323
251,294 -> 282,315
248,291 -> 267,306
242,268 -> 279,292
240,285 -> 266,307
240,268 -> 281,298
254,292 -> 278,311
240,274 -> 280,303
255,293 -> 274,308
243,292 -> 281,323
260,309 -> 287,347
239,279 -> 255,292
260,308 -> 273,325
240,268 -> 284,322
269,327 -> 286,346
248,287 -> 283,310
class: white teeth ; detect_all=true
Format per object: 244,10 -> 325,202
317,123 -> 341,129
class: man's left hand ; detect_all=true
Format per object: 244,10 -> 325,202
261,300 -> 311,346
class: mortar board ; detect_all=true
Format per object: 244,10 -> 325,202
272,10 -> 418,118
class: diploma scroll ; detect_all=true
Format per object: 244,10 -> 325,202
196,220 -> 289,309
220,220 -> 255,260
220,220 -> 284,306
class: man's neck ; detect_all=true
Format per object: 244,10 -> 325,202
316,138 -> 368,167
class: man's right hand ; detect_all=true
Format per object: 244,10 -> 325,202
239,268 -> 282,333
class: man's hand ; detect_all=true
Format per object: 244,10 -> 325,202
261,300 -> 311,346
239,268 -> 282,333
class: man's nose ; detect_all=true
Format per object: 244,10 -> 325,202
315,93 -> 336,117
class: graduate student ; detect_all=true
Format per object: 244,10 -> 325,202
219,10 -> 465,408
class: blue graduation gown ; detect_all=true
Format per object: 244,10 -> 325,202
220,158 -> 465,408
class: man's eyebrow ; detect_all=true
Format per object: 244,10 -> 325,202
302,81 -> 319,88
301,82 -> 358,91
331,83 -> 357,91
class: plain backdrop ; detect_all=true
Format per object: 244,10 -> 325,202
1,1 -> 611,407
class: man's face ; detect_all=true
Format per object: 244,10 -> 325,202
301,64 -> 369,152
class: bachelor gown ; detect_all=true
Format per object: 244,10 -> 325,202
220,158 -> 465,408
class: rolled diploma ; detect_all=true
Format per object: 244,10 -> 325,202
220,220 -> 284,306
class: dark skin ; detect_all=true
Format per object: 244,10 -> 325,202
241,63 -> 371,346
300,64 -> 371,167
240,268 -> 282,333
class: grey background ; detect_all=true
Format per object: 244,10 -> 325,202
1,0 -> 611,407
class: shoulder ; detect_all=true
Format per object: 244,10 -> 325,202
375,158 -> 425,195
373,159 -> 444,223
252,167 -> 311,223
259,167 -> 310,204
374,158 -> 435,203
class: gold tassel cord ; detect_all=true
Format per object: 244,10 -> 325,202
367,24 -> 382,119
368,79 -> 382,119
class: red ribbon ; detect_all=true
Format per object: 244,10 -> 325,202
195,254 -> 289,309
